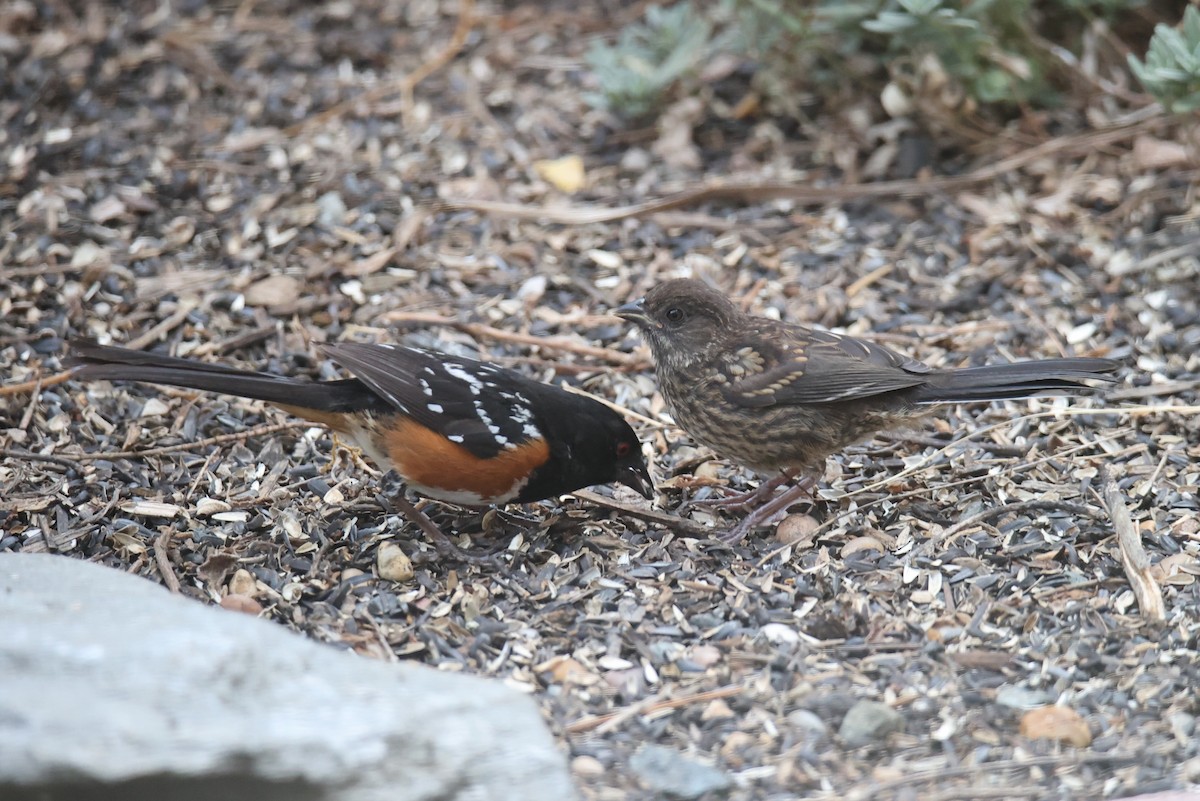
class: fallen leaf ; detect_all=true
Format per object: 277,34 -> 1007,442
1132,135 -> 1192,171
198,553 -> 239,586
533,155 -> 586,193
651,97 -> 703,170
688,644 -> 722,668
842,536 -> 885,557
1019,706 -> 1092,747
196,497 -> 231,516
702,699 -> 735,720
242,274 -> 300,308
342,247 -> 397,277
536,655 -> 598,686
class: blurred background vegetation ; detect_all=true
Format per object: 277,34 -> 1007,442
583,0 -> 1199,143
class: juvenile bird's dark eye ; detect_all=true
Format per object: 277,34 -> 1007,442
664,307 -> 686,325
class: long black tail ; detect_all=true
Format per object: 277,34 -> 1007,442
911,357 -> 1120,404
66,339 -> 369,413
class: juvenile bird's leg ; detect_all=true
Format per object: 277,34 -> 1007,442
377,471 -> 502,565
718,473 -> 816,544
686,472 -> 792,512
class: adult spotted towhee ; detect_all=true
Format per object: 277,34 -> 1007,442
616,278 -> 1120,543
67,339 -> 653,559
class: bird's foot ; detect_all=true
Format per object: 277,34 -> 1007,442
376,471 -> 503,566
717,477 -> 816,544
684,473 -> 792,513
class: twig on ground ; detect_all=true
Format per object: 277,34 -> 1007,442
441,117 -> 1165,224
125,299 -> 200,351
380,310 -> 644,366
558,383 -> 667,429
572,489 -> 710,536
17,374 -> 42,429
1101,466 -> 1166,622
0,369 -> 74,397
565,684 -> 742,734
153,529 -> 182,594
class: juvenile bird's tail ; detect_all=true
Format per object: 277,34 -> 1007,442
911,358 -> 1120,404
66,339 -> 370,418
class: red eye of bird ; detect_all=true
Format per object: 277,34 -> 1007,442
616,441 -> 632,457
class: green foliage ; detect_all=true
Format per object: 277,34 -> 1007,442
584,0 -> 1154,124
862,0 -> 1045,105
1128,5 -> 1200,112
723,0 -> 882,109
583,4 -> 715,120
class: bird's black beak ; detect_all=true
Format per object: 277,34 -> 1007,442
614,298 -> 655,330
617,462 -> 654,500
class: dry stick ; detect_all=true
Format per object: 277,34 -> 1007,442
440,117 -> 1165,224
153,529 -> 182,594
381,310 -> 644,366
17,374 -> 42,430
0,369 -> 73,397
185,447 -> 220,501
1033,577 -> 1105,599
282,0 -> 474,137
1117,237 -> 1200,275
845,262 -> 895,299
558,383 -> 667,429
565,684 -> 742,735
124,299 -> 199,351
0,449 -> 80,469
1101,466 -> 1166,622
572,489 -> 710,537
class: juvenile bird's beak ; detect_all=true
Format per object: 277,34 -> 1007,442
614,298 -> 654,330
617,462 -> 654,500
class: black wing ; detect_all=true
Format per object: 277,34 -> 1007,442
323,343 -> 544,460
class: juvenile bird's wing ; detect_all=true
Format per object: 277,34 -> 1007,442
716,322 -> 933,408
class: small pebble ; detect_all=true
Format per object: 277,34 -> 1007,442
839,700 -> 904,747
629,744 -> 732,800
996,685 -> 1054,710
571,755 -> 605,780
787,708 -> 829,739
376,543 -> 414,582
219,594 -> 263,615
228,568 -> 257,597
776,513 -> 819,545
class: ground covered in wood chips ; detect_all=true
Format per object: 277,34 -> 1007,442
2,2 -> 1199,799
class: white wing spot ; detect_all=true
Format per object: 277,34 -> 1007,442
442,362 -> 483,395
447,434 -> 465,443
427,403 -> 444,413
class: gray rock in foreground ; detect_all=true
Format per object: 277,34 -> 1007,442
0,553 -> 576,801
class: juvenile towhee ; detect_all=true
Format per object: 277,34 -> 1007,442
617,278 -> 1118,543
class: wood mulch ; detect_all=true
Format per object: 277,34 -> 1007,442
2,2 -> 1198,798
